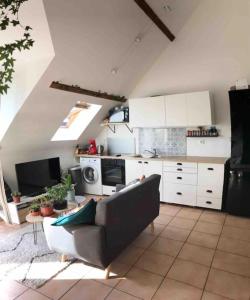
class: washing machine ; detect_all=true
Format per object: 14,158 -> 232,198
80,157 -> 102,195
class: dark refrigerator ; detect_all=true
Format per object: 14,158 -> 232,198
227,88 -> 250,217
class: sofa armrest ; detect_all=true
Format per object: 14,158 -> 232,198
43,217 -> 107,268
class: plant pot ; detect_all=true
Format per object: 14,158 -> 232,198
66,190 -> 75,202
30,210 -> 41,216
13,196 -> 21,203
53,200 -> 68,210
41,206 -> 54,217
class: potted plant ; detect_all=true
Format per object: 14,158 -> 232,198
46,184 -> 68,210
29,202 -> 41,216
11,191 -> 21,203
40,197 -> 54,217
62,174 -> 75,202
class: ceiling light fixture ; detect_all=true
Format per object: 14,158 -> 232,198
111,68 -> 118,75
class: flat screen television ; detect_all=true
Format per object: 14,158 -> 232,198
15,157 -> 61,196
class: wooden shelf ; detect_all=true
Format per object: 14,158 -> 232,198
186,135 -> 219,138
101,122 -> 133,133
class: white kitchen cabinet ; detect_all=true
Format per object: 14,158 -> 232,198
165,94 -> 187,127
186,91 -> 214,126
129,96 -> 165,128
125,159 -> 163,201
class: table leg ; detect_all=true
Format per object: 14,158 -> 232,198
33,223 -> 37,245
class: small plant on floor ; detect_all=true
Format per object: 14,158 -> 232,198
29,202 -> 41,216
46,184 -> 68,210
11,191 -> 21,203
39,197 -> 54,217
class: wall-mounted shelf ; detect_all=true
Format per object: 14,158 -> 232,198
186,134 -> 219,138
101,122 -> 133,134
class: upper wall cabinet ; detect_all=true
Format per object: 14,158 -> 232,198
129,96 -> 165,128
129,91 -> 214,128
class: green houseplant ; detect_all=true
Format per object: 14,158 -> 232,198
46,184 -> 68,210
39,196 -> 54,217
11,191 -> 21,203
62,174 -> 75,202
29,202 -> 41,216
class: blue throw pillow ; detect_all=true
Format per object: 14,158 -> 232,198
51,199 -> 97,226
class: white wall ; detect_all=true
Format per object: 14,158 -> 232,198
130,0 -> 250,157
0,0 -> 55,141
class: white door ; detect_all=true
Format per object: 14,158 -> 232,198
165,94 -> 187,127
186,91 -> 213,126
143,160 -> 163,201
129,96 -> 165,128
125,160 -> 144,184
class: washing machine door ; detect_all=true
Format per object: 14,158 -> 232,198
82,166 -> 99,184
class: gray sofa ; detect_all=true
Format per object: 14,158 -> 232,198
43,174 -> 161,276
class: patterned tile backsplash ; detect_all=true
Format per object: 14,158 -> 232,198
138,128 -> 187,156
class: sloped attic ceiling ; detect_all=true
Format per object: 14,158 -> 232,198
1,0 -> 200,153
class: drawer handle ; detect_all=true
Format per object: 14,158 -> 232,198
138,161 -> 142,164
177,163 -> 183,166
207,168 -> 214,171
177,177 -> 182,180
206,190 -> 213,193
112,190 -> 115,192
176,192 -> 182,195
144,161 -> 149,164
206,201 -> 212,204
177,168 -> 183,171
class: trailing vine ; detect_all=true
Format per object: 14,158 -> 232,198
0,0 -> 34,95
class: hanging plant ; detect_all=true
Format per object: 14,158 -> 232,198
0,0 -> 34,95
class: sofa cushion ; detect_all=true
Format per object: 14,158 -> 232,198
51,199 -> 97,226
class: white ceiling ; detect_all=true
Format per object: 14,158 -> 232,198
1,0 -> 200,152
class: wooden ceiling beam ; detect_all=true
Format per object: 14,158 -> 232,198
134,0 -> 175,41
50,81 -> 127,102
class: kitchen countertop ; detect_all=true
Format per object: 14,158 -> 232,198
76,154 -> 228,164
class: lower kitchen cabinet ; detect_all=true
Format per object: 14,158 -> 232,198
125,159 -> 163,201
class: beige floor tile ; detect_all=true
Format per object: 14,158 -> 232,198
176,207 -> 203,220
217,236 -> 250,258
205,268 -> 250,300
132,232 -> 157,249
116,267 -> 163,300
187,231 -> 219,249
0,280 -> 28,300
167,258 -> 209,289
202,291 -> 231,300
38,266 -> 82,300
160,204 -> 181,216
153,278 -> 203,300
178,243 -> 215,266
212,250 -> 250,277
135,250 -> 174,276
16,289 -> 50,300
116,246 -> 145,266
64,260 -> 94,277
60,279 -> 112,300
194,221 -> 223,236
154,214 -> 173,225
160,225 -> 191,242
149,237 -> 183,257
225,215 -> 250,229
144,223 -> 165,236
168,216 -> 196,230
199,211 -> 226,225
84,262 -> 131,287
106,289 -> 140,300
222,226 -> 250,242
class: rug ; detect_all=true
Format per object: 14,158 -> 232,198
0,223 -> 73,289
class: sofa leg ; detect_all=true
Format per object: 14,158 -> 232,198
150,222 -> 155,234
105,265 -> 111,279
61,254 -> 67,262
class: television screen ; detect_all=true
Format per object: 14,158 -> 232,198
15,157 -> 61,196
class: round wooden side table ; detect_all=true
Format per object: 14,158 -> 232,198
26,214 -> 44,245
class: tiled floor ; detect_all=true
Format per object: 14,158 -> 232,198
1,204 -> 250,299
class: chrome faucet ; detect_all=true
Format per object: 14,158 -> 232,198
144,148 -> 157,157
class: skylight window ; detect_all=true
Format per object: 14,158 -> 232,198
51,101 -> 102,141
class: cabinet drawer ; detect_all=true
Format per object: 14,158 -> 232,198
197,196 -> 222,210
164,172 -> 197,185
163,182 -> 196,206
197,185 -> 223,199
163,166 -> 197,174
164,161 -> 197,169
198,163 -> 224,186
